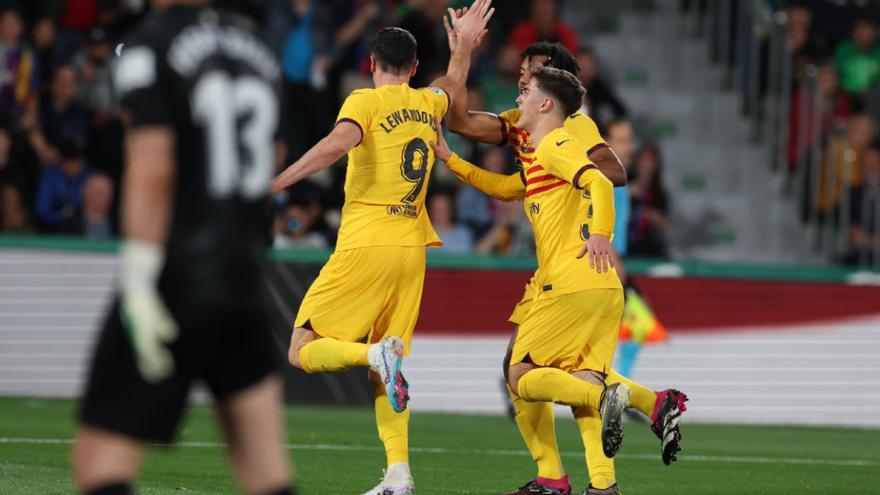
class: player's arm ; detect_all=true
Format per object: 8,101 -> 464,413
543,139 -> 616,272
271,122 -> 361,193
430,0 -> 494,105
441,6 -> 506,145
429,119 -> 525,201
112,41 -> 182,382
590,145 -> 627,187
118,125 -> 180,382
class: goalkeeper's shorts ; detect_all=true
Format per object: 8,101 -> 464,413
79,297 -> 280,444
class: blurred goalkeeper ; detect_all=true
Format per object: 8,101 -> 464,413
72,1 -> 294,495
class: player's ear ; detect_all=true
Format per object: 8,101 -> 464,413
369,56 -> 377,74
540,96 -> 553,115
410,59 -> 419,78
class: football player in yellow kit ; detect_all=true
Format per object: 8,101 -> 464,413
433,66 -> 630,495
442,16 -> 688,493
270,3 -> 494,494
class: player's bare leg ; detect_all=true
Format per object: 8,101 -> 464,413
214,374 -> 292,495
71,426 -> 145,494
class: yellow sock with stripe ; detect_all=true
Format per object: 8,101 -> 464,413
573,406 -> 616,490
606,368 -> 656,417
298,338 -> 370,373
374,381 -> 410,465
508,385 -> 565,480
517,367 -> 603,409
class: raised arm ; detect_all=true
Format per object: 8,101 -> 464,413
429,119 -> 524,201
441,7 -> 506,145
271,122 -> 362,193
430,0 -> 494,104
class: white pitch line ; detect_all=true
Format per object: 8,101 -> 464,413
0,437 -> 876,467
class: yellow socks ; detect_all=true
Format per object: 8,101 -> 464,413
573,406 -> 616,490
508,385 -> 565,480
375,386 -> 410,465
298,338 -> 370,373
517,367 -> 604,410
606,368 -> 656,417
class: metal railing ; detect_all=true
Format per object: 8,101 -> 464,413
695,0 -> 880,268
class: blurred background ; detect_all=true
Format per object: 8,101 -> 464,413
0,0 -> 879,428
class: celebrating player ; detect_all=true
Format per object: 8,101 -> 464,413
433,66 -> 630,495
442,20 -> 688,492
72,2 -> 294,495
270,2 -> 494,494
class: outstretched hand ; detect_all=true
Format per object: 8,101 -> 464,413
429,117 -> 452,162
447,0 -> 494,50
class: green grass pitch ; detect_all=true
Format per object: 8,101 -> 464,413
1,397 -> 878,494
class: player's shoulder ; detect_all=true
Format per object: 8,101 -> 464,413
500,108 -> 523,125
564,111 -> 601,133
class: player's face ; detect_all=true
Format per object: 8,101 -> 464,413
518,55 -> 550,91
515,79 -> 548,131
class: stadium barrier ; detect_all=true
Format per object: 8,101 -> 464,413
1,236 -> 879,426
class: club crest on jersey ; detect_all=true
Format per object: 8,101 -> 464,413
387,204 -> 417,218
529,202 -> 540,215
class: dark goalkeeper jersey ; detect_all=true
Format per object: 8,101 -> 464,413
113,5 -> 281,310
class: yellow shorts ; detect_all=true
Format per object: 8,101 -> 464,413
507,277 -> 538,325
510,289 -> 624,374
294,246 -> 426,354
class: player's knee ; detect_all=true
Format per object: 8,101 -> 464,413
573,369 -> 605,386
287,344 -> 302,369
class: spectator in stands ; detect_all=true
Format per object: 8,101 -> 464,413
75,28 -> 124,177
429,191 -> 473,254
273,193 -> 328,249
31,17 -> 58,95
0,7 -> 38,121
577,48 -> 627,128
479,45 -> 520,115
474,200 -> 534,256
60,172 -> 114,238
26,65 -> 88,165
277,0 -> 337,161
399,0 -> 450,88
818,113 -> 874,213
35,141 -> 92,230
55,0 -> 100,62
455,147 -> 509,239
628,143 -> 669,257
508,0 -> 579,54
789,62 -> 852,168
834,16 -> 880,98
843,143 -> 880,264
1,183 -> 31,233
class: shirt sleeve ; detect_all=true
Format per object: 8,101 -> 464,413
541,138 -> 615,237
567,113 -> 609,157
113,39 -> 172,127
336,89 -> 380,145
498,109 -> 522,147
446,153 -> 526,201
423,86 -> 451,118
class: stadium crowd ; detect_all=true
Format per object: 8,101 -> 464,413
782,0 -> 880,262
0,0 -> 673,257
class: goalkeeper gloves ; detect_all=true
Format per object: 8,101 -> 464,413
120,240 -> 178,382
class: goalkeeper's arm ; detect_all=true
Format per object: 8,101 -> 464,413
119,126 -> 179,382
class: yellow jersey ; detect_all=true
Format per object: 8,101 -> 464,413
334,83 -> 450,251
524,127 -> 621,299
446,110 -> 608,200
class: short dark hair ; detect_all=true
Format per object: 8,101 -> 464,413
520,42 -> 580,77
531,66 -> 585,117
371,27 -> 418,74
